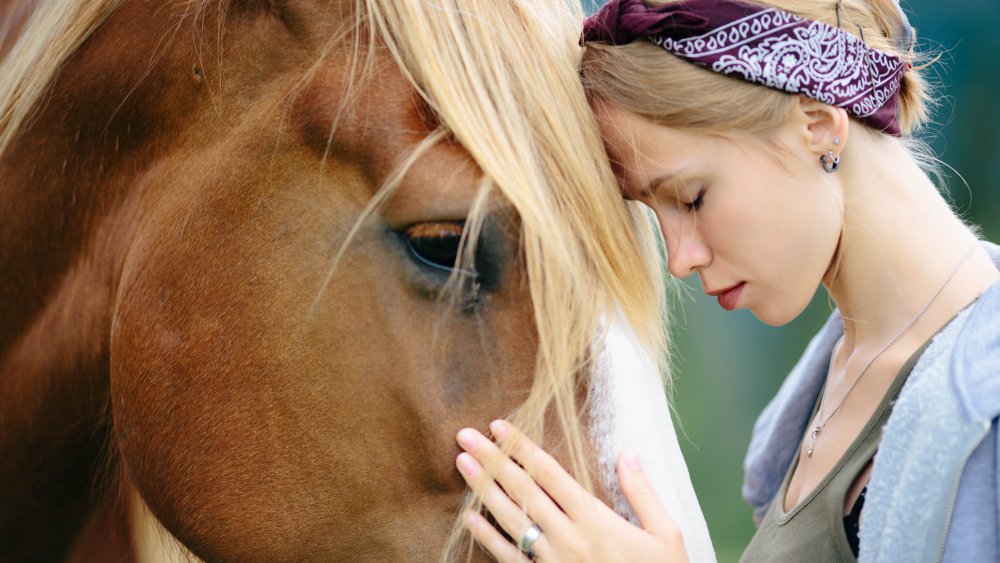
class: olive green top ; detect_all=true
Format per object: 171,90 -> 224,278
740,341 -> 931,563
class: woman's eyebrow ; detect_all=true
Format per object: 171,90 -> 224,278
642,169 -> 685,199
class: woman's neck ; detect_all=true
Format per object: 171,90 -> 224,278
822,133 -> 999,355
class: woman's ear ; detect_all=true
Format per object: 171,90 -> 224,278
792,95 -> 850,157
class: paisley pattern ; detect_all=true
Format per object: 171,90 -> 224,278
648,8 -> 905,134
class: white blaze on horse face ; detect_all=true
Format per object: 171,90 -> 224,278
589,314 -> 717,563
128,486 -> 201,563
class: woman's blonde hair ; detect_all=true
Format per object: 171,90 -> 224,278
581,0 -> 932,136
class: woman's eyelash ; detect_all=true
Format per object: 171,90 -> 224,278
685,187 -> 706,212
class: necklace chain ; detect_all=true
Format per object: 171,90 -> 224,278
806,244 -> 979,457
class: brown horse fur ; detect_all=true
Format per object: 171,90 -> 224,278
0,1 -> 569,560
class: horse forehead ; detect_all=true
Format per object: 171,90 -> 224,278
93,0 -> 484,216
292,61 -> 429,169
290,56 -> 485,219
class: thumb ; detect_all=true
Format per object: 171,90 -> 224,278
617,449 -> 678,538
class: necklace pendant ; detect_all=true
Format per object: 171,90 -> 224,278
807,425 -> 821,457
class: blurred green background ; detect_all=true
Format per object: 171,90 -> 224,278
583,1 -> 1000,561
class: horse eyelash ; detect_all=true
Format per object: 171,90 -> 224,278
406,239 -> 478,278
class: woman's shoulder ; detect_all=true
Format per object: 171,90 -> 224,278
859,271 -> 1000,562
893,277 -> 997,406
947,266 -> 1000,422
903,240 -> 1000,420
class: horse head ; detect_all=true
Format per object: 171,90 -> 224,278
0,0 -> 711,560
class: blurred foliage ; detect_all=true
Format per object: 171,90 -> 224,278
584,1 -> 1000,560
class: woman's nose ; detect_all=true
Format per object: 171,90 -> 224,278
661,221 -> 711,279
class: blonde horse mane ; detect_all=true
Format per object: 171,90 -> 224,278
0,1 -> 672,560
356,2 -> 672,557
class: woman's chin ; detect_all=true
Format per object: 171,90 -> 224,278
748,304 -> 799,327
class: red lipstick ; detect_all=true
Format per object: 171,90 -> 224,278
706,282 -> 745,311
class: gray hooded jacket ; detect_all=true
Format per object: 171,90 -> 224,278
742,242 -> 1000,562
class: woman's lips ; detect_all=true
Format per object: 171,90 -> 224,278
709,282 -> 745,311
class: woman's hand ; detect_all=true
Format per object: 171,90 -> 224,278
455,420 -> 688,562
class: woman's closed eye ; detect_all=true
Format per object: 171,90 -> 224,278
684,187 -> 706,212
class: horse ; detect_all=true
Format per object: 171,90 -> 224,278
0,0 -> 714,560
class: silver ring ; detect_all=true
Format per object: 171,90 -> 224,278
518,523 -> 543,558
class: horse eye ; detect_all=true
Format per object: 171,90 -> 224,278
405,223 -> 470,273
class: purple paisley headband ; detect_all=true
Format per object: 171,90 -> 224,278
584,0 -> 913,136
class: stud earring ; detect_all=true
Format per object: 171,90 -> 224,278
833,136 -> 841,145
820,150 -> 840,173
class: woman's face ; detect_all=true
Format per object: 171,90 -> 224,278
595,101 -> 843,326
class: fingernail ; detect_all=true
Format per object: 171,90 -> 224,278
464,510 -> 481,528
457,452 -> 480,476
622,448 -> 641,471
456,429 -> 477,450
489,420 -> 507,440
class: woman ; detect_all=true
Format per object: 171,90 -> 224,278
453,0 -> 1000,561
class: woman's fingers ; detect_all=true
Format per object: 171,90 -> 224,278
488,420 -> 592,518
464,511 -> 534,563
456,424 -> 689,562
456,453 -> 553,560
456,452 -> 532,533
456,428 -> 571,530
617,449 -> 681,541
